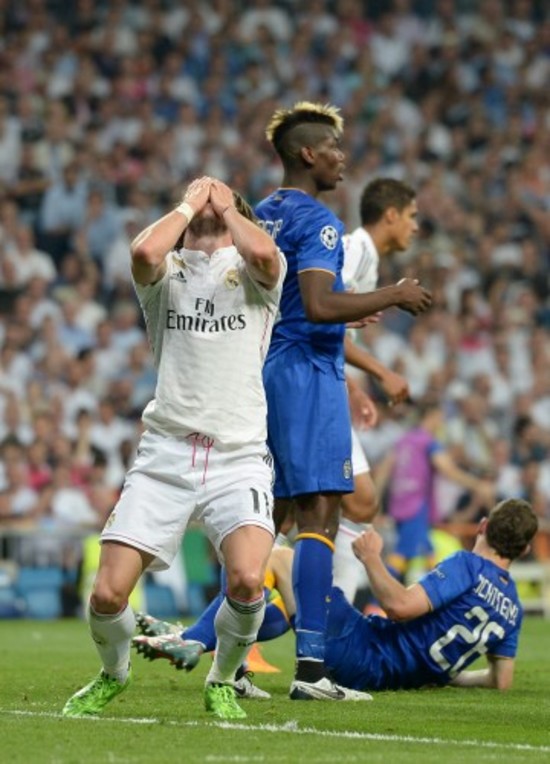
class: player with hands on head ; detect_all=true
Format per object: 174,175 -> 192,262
62,176 -> 286,722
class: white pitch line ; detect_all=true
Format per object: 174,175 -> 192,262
3,710 -> 550,755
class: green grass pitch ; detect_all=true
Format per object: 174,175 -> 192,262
1,617 -> 550,763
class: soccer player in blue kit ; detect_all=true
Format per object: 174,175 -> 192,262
254,101 -> 433,700
325,498 -> 538,692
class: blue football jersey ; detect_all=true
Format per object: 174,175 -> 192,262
255,189 -> 346,367
326,551 -> 522,691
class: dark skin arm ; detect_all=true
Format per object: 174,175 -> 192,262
299,270 -> 432,322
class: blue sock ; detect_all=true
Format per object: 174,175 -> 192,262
257,601 -> 290,642
293,536 -> 333,662
184,570 -> 278,651
183,567 -> 225,650
183,593 -> 222,652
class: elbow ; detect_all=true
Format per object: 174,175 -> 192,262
131,241 -> 156,268
383,601 -> 410,622
495,677 -> 513,692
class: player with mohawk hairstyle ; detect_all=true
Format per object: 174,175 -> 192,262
255,102 -> 432,701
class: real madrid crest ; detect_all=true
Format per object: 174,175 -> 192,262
225,268 -> 240,290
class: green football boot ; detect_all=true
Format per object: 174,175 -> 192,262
204,682 -> 247,720
62,669 -> 131,718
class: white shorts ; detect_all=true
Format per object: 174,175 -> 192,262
102,430 -> 275,571
351,428 -> 370,476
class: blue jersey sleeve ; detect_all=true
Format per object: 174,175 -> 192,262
419,552 -> 476,610
294,205 -> 344,277
488,616 -> 521,659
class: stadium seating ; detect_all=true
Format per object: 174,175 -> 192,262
144,580 -> 180,620
15,566 -> 64,619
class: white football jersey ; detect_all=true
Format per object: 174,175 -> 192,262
342,226 -> 379,293
134,245 -> 286,448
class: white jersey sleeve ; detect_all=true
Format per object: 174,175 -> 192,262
342,227 -> 379,294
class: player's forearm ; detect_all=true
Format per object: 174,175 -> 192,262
449,669 -> 495,688
344,336 -> 386,380
450,657 -> 513,691
360,553 -> 411,620
131,210 -> 188,265
223,206 -> 281,288
434,455 -> 486,493
308,284 -> 407,323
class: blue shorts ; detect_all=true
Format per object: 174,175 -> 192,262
263,345 -> 353,497
394,503 -> 434,560
325,587 -> 387,691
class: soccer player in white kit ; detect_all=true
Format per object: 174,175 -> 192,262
62,176 -> 286,721
334,178 -> 420,604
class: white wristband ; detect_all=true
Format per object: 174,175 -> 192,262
175,201 -> 195,222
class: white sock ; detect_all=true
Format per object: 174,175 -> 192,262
206,595 -> 265,685
87,602 -> 135,682
333,520 -> 371,604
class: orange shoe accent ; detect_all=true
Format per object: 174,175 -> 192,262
246,643 -> 281,674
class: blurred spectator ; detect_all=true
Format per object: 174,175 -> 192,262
0,0 -> 548,572
38,161 -> 88,264
81,188 -> 123,271
4,223 -> 56,286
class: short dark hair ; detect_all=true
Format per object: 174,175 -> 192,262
485,498 -> 538,560
359,178 -> 416,225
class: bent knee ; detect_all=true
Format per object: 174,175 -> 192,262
226,569 -> 265,600
91,579 -> 130,614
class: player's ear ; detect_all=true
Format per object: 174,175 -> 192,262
478,517 -> 488,536
519,543 -> 531,559
385,206 -> 399,224
300,145 -> 316,167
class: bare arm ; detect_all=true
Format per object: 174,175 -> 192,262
299,270 -> 432,324
130,176 -> 212,285
347,374 -> 378,429
209,181 -> 281,289
450,655 -> 515,691
344,335 -> 410,404
432,451 -> 495,505
352,529 -> 432,621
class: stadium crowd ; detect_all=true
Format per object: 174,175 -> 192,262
0,0 -> 549,578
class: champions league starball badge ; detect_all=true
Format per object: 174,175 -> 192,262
320,225 -> 338,249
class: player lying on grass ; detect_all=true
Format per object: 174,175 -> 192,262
134,498 -> 537,692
